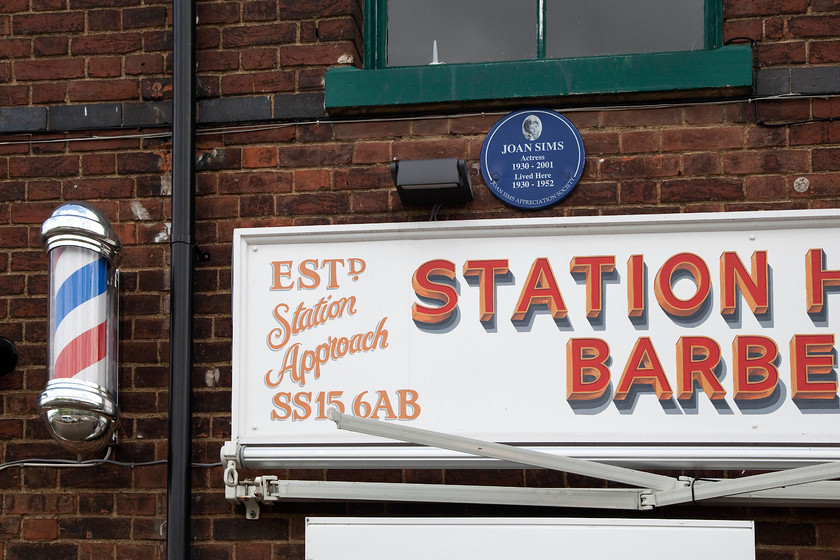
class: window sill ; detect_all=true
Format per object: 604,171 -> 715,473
325,45 -> 753,110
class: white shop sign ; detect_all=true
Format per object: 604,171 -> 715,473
305,518 -> 755,560
228,210 -> 840,469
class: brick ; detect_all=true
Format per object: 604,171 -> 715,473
219,71 -> 295,95
123,101 -> 172,127
196,27 -> 221,50
792,67 -> 840,95
88,9 -> 121,31
60,518 -> 131,539
68,80 -> 139,102
810,40 -> 840,63
723,19 -> 761,42
70,0 -> 139,7
600,155 -> 680,179
352,189 -> 390,212
757,42 -> 806,65
143,30 -> 172,52
218,171 -> 292,194
294,168 -> 330,191
318,17 -> 357,41
88,56 -> 122,78
756,521 -> 816,546
299,67 -> 327,90
23,518 -> 59,540
662,127 -> 744,151
392,138 -> 470,161
620,180 -> 658,204
6,494 -> 76,514
64,177 -> 134,198
745,175 -> 788,200
0,38 -> 31,58
243,0 -> 277,21
81,154 -> 116,175
790,121 -> 840,146
812,0 -> 840,9
12,13 -> 85,34
754,67 -> 790,96
232,193 -> 277,221
242,146 -> 279,168
273,93 -> 325,119
7,543 -> 77,560
820,522 -> 840,546
280,43 -> 356,65
722,150 -> 809,174
50,104 -> 122,131
619,130 -> 658,153
276,0 -> 354,18
2,0 -> 28,10
789,15 -> 840,38
115,543 -> 162,560
661,178 -> 744,202
123,6 -> 168,29
222,23 -> 295,48
278,191 -> 350,214
353,142 -> 390,164
196,2 -> 240,24
195,148 -> 241,171
0,85 -> 29,106
9,155 -> 79,178
32,0 -> 66,7
72,33 -> 142,55
814,148 -> 840,171
601,107 -> 682,128
581,131 -> 620,154
723,0 -> 808,17
335,166 -> 391,190
241,47 -> 276,70
33,36 -> 67,56
125,54 -> 164,75
31,82 -> 66,104
79,543 -> 117,560
682,152 -> 721,175
0,107 -> 47,133
198,96 -> 271,124
213,518 -> 289,541
15,59 -> 84,80
197,50 -> 239,72
117,152 -> 164,174
278,145 -> 353,167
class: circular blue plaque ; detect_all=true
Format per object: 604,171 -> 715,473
480,109 -> 585,210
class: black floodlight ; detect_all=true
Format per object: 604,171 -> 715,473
391,158 -> 473,206
0,337 -> 17,375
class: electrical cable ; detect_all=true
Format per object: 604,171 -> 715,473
0,445 -> 222,473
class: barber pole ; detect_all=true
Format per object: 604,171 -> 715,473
39,203 -> 121,454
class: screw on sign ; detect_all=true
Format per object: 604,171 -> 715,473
39,202 -> 122,454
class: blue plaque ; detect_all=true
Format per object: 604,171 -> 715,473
480,109 -> 585,210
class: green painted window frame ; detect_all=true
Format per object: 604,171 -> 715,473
325,0 -> 753,109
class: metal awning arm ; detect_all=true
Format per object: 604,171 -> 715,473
327,409 -> 679,491
649,461 -> 840,507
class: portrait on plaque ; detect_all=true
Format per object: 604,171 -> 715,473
481,109 -> 585,210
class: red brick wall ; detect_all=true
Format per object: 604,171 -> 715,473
1,0 -> 840,559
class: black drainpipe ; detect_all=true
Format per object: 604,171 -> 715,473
168,0 -> 195,557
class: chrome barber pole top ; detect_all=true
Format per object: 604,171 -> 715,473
40,203 -> 121,454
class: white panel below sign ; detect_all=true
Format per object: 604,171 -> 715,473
305,518 -> 756,560
229,210 -> 840,468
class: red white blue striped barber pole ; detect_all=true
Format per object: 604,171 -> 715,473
49,245 -> 111,388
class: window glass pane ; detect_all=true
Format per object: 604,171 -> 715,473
546,0 -> 705,59
387,0 -> 537,66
